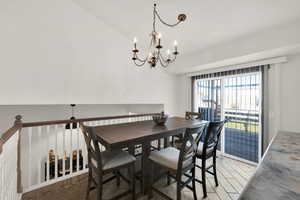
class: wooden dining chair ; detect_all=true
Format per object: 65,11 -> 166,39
195,120 -> 227,198
80,123 -> 136,200
148,124 -> 207,200
172,112 -> 202,147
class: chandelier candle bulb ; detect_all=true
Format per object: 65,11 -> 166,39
167,49 -> 171,58
158,33 -> 161,44
133,37 -> 138,50
156,32 -> 162,49
174,40 -> 178,50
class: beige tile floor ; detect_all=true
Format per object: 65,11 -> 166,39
22,156 -> 256,200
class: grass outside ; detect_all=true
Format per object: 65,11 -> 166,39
226,120 -> 259,133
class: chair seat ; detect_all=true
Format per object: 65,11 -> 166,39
91,150 -> 136,171
197,142 -> 214,156
149,147 -> 192,171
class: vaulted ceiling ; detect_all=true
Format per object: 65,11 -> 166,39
73,0 -> 300,56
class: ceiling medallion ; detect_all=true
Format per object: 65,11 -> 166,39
132,3 -> 186,68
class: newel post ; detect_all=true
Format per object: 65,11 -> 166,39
15,115 -> 23,193
14,115 -> 22,127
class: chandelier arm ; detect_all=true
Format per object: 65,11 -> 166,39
155,52 -> 159,63
136,54 -> 147,62
149,35 -> 155,50
159,52 -> 168,63
134,59 -> 146,67
155,10 -> 182,27
158,56 -> 168,68
171,54 -> 177,62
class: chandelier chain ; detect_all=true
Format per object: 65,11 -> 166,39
155,10 -> 182,27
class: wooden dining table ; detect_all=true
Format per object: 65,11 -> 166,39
92,117 -> 207,194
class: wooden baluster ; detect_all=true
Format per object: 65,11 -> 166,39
70,125 -> 73,174
54,125 -> 58,179
46,125 -> 50,182
63,126 -> 66,176
2,152 -> 6,197
37,126 -> 42,185
28,127 -> 32,187
76,123 -> 80,172
81,124 -> 87,169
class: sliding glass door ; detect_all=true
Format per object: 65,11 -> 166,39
193,71 -> 262,163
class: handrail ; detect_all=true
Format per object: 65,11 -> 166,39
22,112 -> 160,127
0,112 -> 160,153
0,115 -> 22,154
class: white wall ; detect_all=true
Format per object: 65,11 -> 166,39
279,54 -> 300,133
169,20 -> 300,74
0,0 -> 177,114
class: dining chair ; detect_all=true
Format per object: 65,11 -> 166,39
148,124 -> 207,200
195,120 -> 227,198
172,111 -> 202,147
80,123 -> 136,200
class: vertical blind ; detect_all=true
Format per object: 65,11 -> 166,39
191,65 -> 264,80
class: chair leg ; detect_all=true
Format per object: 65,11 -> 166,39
148,162 -> 153,199
130,164 -> 136,200
177,182 -> 182,200
97,174 -> 103,200
192,166 -> 197,200
213,153 -> 219,187
158,139 -> 161,150
86,169 -> 92,200
116,170 -> 121,187
167,171 -> 171,185
201,159 -> 207,198
171,136 -> 175,147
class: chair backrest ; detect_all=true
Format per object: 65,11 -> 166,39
177,123 -> 207,174
80,123 -> 103,172
185,111 -> 202,120
188,123 -> 209,145
201,120 -> 226,155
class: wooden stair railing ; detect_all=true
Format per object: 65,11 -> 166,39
21,113 -> 160,127
1,112 -> 160,195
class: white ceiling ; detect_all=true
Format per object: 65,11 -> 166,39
73,0 -> 300,56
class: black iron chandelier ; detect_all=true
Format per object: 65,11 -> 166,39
132,3 -> 186,68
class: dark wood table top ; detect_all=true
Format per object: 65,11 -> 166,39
93,117 -> 206,148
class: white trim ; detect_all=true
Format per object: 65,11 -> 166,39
220,79 -> 225,154
23,168 -> 88,193
186,56 -> 287,77
221,153 -> 258,166
258,72 -> 263,163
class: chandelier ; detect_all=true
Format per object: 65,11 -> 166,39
132,3 -> 186,68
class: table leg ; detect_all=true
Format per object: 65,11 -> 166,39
141,141 -> 151,194
128,145 -> 135,156
164,136 -> 171,148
